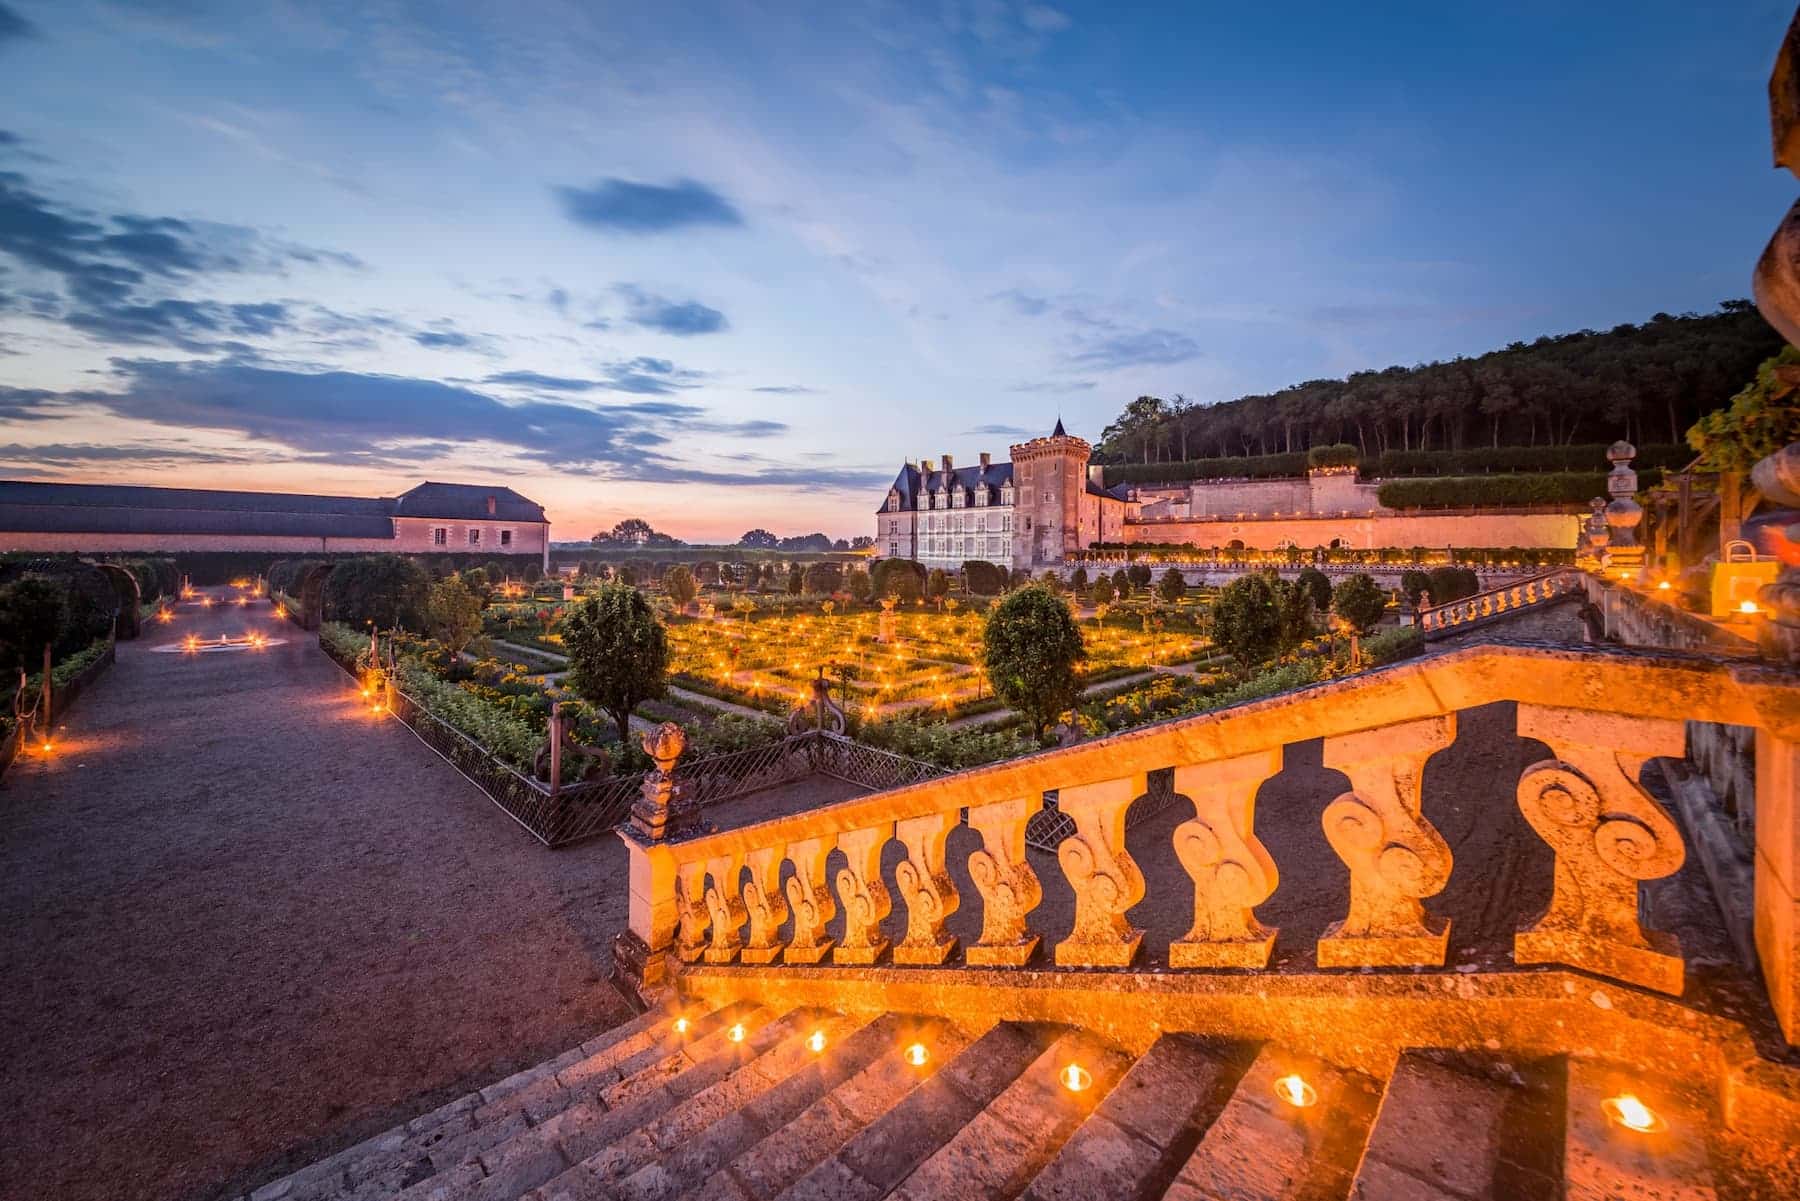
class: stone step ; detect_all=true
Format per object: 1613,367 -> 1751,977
1163,1045 -> 1381,1201
1020,1034 -> 1232,1201
253,1005 -> 692,1201
886,1028 -> 1132,1201
389,1006 -> 803,1201
1563,1058 -> 1717,1201
771,1020 -> 1056,1201
676,1018 -> 976,1201
1350,1052 -> 1520,1201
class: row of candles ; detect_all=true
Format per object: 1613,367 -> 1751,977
666,1014 -> 1666,1134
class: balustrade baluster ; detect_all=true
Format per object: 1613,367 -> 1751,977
1319,716 -> 1456,967
783,836 -> 835,964
1170,750 -> 1282,967
893,812 -> 960,964
739,845 -> 788,964
966,796 -> 1042,965
834,825 -> 894,964
1513,705 -> 1687,994
674,859 -> 710,963
702,852 -> 746,964
1054,777 -> 1148,967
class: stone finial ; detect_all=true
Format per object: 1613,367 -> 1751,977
1053,777 -> 1148,967
1319,716 -> 1456,967
1170,751 -> 1283,968
833,825 -> 894,964
783,837 -> 835,964
966,796 -> 1043,965
738,845 -> 789,964
673,860 -> 710,963
643,720 -> 685,773
629,722 -> 690,841
702,853 -> 746,964
1514,705 -> 1687,994
893,812 -> 960,965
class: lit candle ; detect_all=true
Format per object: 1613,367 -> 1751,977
807,1030 -> 827,1053
1061,1064 -> 1092,1092
905,1042 -> 929,1066
1273,1074 -> 1317,1108
728,1023 -> 747,1043
1740,599 -> 1760,615
673,1016 -> 690,1034
1603,1093 -> 1662,1133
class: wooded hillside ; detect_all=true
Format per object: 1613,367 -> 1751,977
1095,301 -> 1781,465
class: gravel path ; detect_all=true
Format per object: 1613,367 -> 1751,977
1,592 -> 710,1201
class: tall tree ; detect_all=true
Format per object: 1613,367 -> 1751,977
562,584 -> 669,744
983,586 -> 1085,739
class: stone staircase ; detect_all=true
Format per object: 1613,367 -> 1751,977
251,1001 -> 1733,1201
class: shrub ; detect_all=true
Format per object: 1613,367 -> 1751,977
1294,567 -> 1332,613
1126,563 -> 1152,589
561,583 -> 669,744
802,562 -> 842,595
845,567 -> 873,603
427,577 -> 484,655
324,554 -> 430,630
1306,442 -> 1358,468
1375,472 -> 1660,509
1212,574 -> 1283,667
0,575 -> 70,672
961,559 -> 1008,596
1070,566 -> 1090,592
1090,577 -> 1115,605
1399,569 -> 1432,606
664,564 -> 699,607
854,714 -> 1037,770
1157,568 -> 1187,602
1330,573 -> 1387,634
925,568 -> 950,605
1426,566 -> 1480,606
983,585 -> 1085,739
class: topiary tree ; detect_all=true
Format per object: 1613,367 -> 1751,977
1273,575 -> 1315,653
1091,576 -> 1116,605
1127,562 -> 1152,590
1295,566 -> 1332,613
0,575 -> 69,673
845,567 -> 873,603
562,583 -> 669,744
1331,572 -> 1387,636
1038,570 -> 1064,595
1426,565 -> 1480,606
925,568 -> 950,607
427,576 -> 484,656
983,585 -> 1085,740
1070,565 -> 1090,592
1211,573 -> 1283,667
890,569 -> 923,604
803,562 -> 842,595
523,562 -> 543,584
786,564 -> 805,595
664,564 -> 699,609
1157,567 -> 1187,602
323,554 -> 430,631
1111,568 -> 1131,598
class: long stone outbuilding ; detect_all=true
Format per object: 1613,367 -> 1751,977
0,479 -> 552,569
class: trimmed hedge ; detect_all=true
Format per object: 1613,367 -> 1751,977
1098,442 -> 1688,487
1376,471 -> 1663,509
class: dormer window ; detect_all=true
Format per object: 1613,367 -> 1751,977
976,490 -> 987,507
1001,486 -> 1013,504
951,491 -> 962,508
888,492 -> 899,512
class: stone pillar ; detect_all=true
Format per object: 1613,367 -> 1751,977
1756,729 -> 1800,1043
1603,440 -> 1646,575
613,722 -> 690,1006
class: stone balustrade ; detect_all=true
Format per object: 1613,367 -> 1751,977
1416,569 -> 1582,633
617,642 -> 1800,1044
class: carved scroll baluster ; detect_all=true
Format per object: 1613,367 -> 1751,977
1055,777 -> 1148,966
1514,705 -> 1687,994
702,852 -> 746,964
966,796 -> 1042,965
739,845 -> 788,964
893,812 -> 960,965
674,859 -> 710,963
834,825 -> 894,964
1319,716 -> 1455,966
783,836 -> 835,964
1170,750 -> 1282,967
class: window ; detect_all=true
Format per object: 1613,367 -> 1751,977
500,529 -> 513,547
888,494 -> 898,511
432,527 -> 447,546
1001,487 -> 1013,504
469,529 -> 481,546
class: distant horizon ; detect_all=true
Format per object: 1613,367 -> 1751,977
0,2 -> 1788,543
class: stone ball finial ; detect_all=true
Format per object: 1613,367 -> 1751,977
1607,440 -> 1637,464
1605,498 -> 1644,529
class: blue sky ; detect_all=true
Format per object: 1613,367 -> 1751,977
0,0 -> 1791,542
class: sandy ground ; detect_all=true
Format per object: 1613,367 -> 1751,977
0,592 -> 858,1201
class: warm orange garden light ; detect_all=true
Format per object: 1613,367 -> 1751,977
728,1023 -> 747,1043
183,634 -> 198,653
673,1016 -> 691,1034
273,605 -> 286,618
1740,599 -> 1760,615
1061,1064 -> 1092,1092
39,739 -> 52,754
1657,581 -> 1672,591
806,1030 -> 827,1053
1603,1093 -> 1664,1133
1273,1074 -> 1317,1108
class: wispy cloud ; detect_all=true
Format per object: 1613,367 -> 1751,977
554,177 -> 743,235
617,284 -> 727,336
1005,378 -> 1096,393
1066,328 -> 1202,370
960,423 -> 1036,437
988,287 -> 1051,316
0,3 -> 35,46
750,384 -> 819,394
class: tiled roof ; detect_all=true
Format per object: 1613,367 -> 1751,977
0,480 -> 546,539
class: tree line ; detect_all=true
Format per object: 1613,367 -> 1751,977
1096,301 -> 1782,465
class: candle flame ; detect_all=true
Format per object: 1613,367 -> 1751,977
673,1016 -> 690,1034
1273,1074 -> 1317,1108
807,1030 -> 826,1053
1740,599 -> 1759,615
728,1023 -> 747,1043
1061,1064 -> 1092,1092
905,1042 -> 929,1066
1656,581 -> 1671,591
1604,1093 -> 1663,1133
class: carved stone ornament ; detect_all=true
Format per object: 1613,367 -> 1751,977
893,812 -> 961,965
1170,750 -> 1283,967
701,852 -> 746,964
783,836 -> 836,964
739,845 -> 789,965
1514,706 -> 1687,995
965,797 -> 1043,965
833,825 -> 894,964
1319,716 -> 1456,967
1054,777 -> 1148,967
673,859 -> 710,963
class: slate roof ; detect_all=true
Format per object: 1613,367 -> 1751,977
875,461 -> 1015,514
0,480 -> 546,539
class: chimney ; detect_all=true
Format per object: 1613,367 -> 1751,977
942,454 -> 954,476
486,494 -> 497,516
979,451 -> 991,471
921,457 -> 934,474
